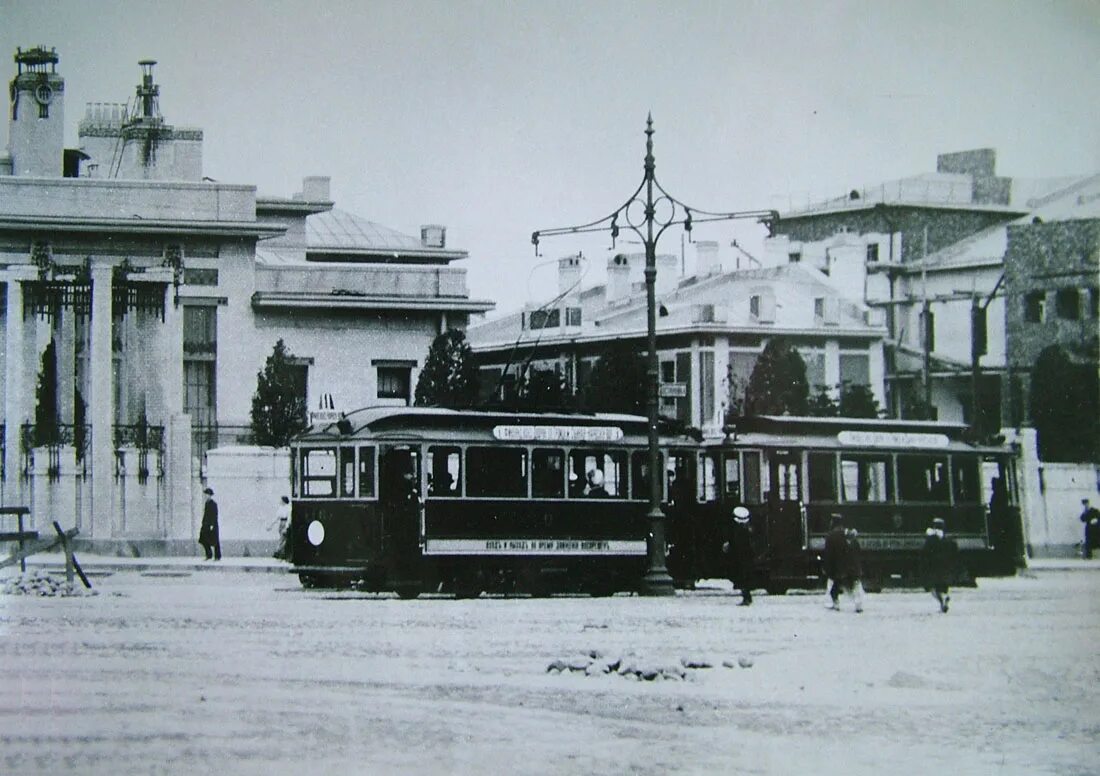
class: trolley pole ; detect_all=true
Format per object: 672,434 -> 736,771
532,116 -> 777,596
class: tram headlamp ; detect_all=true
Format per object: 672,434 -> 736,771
307,520 -> 325,547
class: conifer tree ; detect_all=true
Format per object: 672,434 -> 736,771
744,338 -> 809,416
250,339 -> 307,447
414,329 -> 479,408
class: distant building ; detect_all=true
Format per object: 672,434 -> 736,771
764,148 -> 1098,432
0,47 -> 492,548
466,244 -> 886,433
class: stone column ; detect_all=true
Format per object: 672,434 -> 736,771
3,278 -> 27,505
89,265 -> 114,540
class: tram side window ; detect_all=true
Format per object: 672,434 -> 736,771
467,447 -> 528,497
666,452 -> 693,505
898,455 -> 949,502
952,455 -> 980,504
840,454 -> 892,503
340,447 -> 356,497
723,454 -> 741,502
741,451 -> 762,505
697,453 -> 719,502
301,448 -> 336,497
808,452 -> 838,503
630,451 -> 658,501
569,450 -> 626,498
427,446 -> 461,497
533,448 -> 566,498
357,446 -> 376,498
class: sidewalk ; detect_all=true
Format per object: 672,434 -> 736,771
10,553 -> 1099,578
16,552 -> 292,576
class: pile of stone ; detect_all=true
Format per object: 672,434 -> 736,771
1,570 -> 97,597
547,649 -> 753,681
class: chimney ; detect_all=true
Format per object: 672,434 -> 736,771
302,176 -> 331,201
695,240 -> 721,277
558,253 -> 582,298
606,254 -> 632,303
655,253 -> 679,295
420,224 -> 446,249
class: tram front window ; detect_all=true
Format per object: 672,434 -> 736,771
302,448 -> 336,497
808,452 -> 838,503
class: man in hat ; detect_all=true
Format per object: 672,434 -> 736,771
821,514 -> 847,610
1080,499 -> 1100,559
722,506 -> 756,605
198,487 -> 221,561
921,516 -> 958,612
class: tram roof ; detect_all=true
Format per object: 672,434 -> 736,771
714,415 -> 1013,454
294,405 -> 666,443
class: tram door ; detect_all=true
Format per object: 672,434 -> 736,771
766,450 -> 805,563
379,445 -> 422,556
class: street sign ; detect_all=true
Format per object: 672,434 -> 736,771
659,383 -> 687,398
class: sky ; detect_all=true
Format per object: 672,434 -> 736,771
2,0 -> 1098,316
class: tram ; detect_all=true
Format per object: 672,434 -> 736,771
287,406 -> 692,597
664,415 -> 1024,592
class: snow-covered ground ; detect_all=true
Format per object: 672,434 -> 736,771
0,569 -> 1097,775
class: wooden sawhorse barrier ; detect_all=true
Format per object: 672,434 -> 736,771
0,507 -> 92,589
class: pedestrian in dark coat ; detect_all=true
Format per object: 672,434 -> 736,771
1080,499 -> 1100,560
821,514 -> 847,610
921,517 -> 958,612
838,527 -> 865,613
723,506 -> 755,605
198,487 -> 221,561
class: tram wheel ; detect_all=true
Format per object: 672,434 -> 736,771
395,584 -> 422,600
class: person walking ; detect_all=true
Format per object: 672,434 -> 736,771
921,516 -> 959,613
1080,499 -> 1100,560
839,527 -> 865,614
269,495 -> 291,560
723,506 -> 755,606
821,514 -> 847,610
198,487 -> 221,561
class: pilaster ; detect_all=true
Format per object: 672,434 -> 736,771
89,264 -> 114,539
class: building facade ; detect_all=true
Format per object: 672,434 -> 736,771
466,244 -> 887,434
0,47 -> 492,549
764,148 -> 1097,433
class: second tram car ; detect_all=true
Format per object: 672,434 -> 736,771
288,407 -> 690,597
665,415 -> 1024,592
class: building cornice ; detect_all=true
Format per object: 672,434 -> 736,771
251,291 -> 495,314
0,215 -> 285,239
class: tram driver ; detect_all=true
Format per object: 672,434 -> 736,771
585,468 -> 609,498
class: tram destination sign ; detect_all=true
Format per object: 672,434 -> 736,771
837,430 -> 950,449
492,425 -> 624,442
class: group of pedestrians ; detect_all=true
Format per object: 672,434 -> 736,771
725,508 -> 961,614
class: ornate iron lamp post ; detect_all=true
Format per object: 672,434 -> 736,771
532,115 -> 777,595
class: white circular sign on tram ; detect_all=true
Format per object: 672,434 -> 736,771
307,520 -> 325,547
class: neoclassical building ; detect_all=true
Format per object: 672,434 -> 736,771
0,47 -> 491,549
467,242 -> 887,434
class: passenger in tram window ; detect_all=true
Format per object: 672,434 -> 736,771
585,469 -> 609,498
921,517 -> 960,613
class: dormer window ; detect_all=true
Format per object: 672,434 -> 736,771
526,308 -> 560,330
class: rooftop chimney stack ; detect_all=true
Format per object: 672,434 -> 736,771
695,240 -> 721,277
606,254 -> 632,303
420,224 -> 446,249
558,253 -> 582,298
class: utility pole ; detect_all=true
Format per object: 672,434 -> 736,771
531,116 -> 777,596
